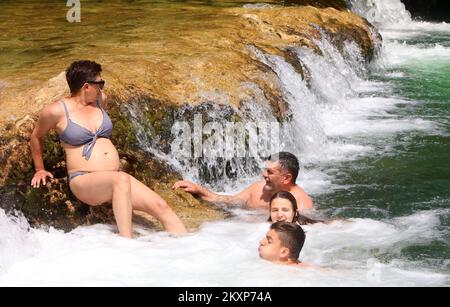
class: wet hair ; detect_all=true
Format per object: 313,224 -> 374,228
296,214 -> 323,226
269,152 -> 299,184
268,191 -> 322,225
270,221 -> 305,260
66,60 -> 102,93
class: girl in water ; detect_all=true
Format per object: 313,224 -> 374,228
269,191 -> 323,225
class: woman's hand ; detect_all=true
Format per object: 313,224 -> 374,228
31,170 -> 54,188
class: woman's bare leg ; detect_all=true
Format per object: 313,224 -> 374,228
128,175 -> 187,234
69,171 -> 133,238
69,171 -> 187,236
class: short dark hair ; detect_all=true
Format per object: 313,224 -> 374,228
66,60 -> 102,93
270,221 -> 305,260
269,152 -> 299,184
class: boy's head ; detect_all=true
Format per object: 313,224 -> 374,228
258,222 -> 306,263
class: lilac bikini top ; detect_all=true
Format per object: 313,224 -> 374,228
58,100 -> 113,160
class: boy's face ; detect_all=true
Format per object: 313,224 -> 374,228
258,229 -> 287,262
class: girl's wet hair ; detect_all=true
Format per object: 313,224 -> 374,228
269,191 -> 322,225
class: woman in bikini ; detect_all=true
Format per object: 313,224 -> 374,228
30,60 -> 187,238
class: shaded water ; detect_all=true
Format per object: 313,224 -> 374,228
0,0 -> 278,85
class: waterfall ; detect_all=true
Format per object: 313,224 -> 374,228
125,28 -> 386,194
348,0 -> 412,27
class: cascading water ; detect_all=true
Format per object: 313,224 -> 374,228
125,99 -> 278,190
348,0 -> 412,26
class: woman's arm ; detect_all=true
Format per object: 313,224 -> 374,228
30,104 -> 60,188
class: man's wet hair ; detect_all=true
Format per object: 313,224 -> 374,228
66,60 -> 102,93
270,221 -> 305,260
269,152 -> 300,184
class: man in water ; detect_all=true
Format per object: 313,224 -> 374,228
258,221 -> 309,267
173,152 -> 313,211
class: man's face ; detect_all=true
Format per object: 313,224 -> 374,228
270,198 -> 296,223
262,161 -> 289,191
258,229 -> 285,262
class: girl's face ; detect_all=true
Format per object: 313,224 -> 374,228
270,198 -> 295,223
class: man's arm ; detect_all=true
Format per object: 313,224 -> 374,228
173,180 -> 252,207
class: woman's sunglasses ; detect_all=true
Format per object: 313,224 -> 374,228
87,80 -> 105,90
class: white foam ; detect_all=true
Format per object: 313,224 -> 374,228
349,0 -> 412,27
298,168 -> 337,195
321,98 -> 439,137
0,210 -> 39,276
381,41 -> 450,67
349,0 -> 450,37
381,22 -> 450,37
0,209 -> 447,286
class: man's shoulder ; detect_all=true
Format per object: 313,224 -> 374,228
292,185 -> 314,209
250,180 -> 266,188
246,180 -> 266,193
